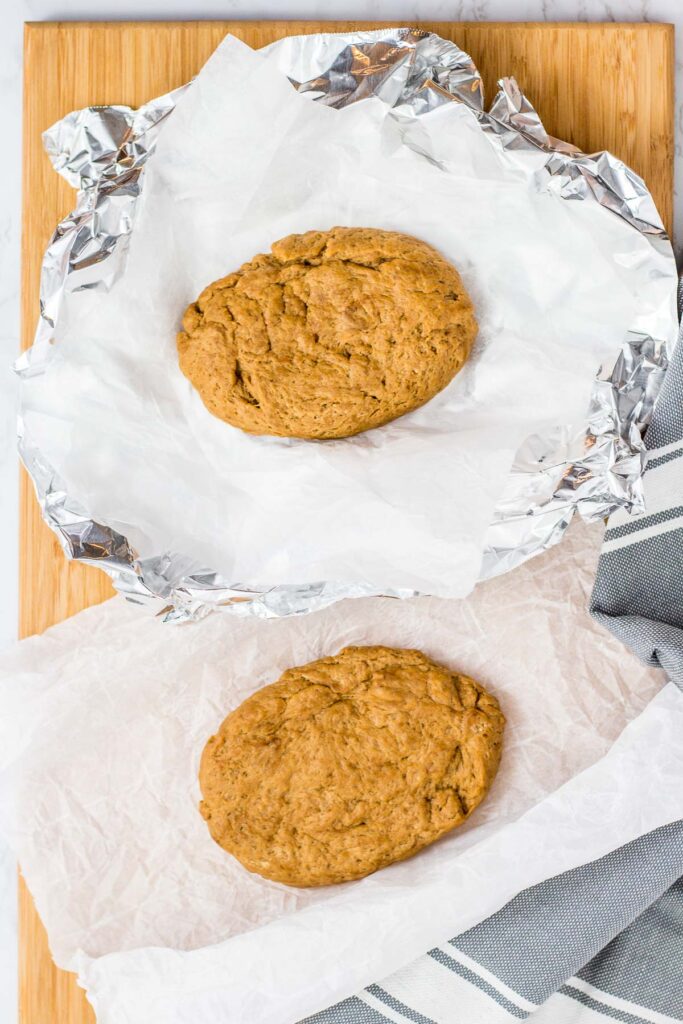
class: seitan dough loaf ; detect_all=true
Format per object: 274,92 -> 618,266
178,227 -> 477,440
198,645 -> 504,887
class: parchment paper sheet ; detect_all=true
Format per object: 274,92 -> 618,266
2,520 -> 683,1024
20,34 -> 678,599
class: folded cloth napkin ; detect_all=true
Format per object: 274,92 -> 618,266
306,303 -> 683,1024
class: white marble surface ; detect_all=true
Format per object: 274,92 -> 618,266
0,0 -> 681,1020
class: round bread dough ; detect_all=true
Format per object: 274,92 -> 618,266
198,646 -> 504,887
177,227 -> 477,440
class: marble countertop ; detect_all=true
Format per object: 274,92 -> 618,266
0,0 -> 680,1019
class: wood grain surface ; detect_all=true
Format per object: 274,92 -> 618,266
20,19 -> 674,1024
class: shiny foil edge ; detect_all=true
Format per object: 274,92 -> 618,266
17,27 -> 675,619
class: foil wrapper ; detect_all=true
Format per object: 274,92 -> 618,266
18,27 -> 676,620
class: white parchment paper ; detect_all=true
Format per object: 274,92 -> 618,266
2,521 -> 683,1024
20,34 -> 678,599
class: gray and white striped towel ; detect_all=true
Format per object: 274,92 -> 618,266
304,313 -> 683,1024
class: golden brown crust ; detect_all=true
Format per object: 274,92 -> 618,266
178,227 -> 477,440
198,646 -> 504,887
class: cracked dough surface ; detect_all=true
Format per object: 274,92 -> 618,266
177,227 -> 477,440
198,646 -> 504,887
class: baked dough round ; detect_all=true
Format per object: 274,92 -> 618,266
177,227 -> 477,440
198,646 -> 504,887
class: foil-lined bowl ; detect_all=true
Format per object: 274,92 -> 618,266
18,27 -> 676,620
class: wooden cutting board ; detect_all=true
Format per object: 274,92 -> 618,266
20,19 -> 673,1024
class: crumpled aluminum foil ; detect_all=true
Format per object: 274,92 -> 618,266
18,27 -> 676,620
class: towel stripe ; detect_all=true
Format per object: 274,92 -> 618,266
604,504 -> 683,543
645,447 -> 683,472
303,995 -> 395,1023
428,947 -> 529,1018
560,984 -> 652,1024
444,945 -> 538,1013
365,985 -> 437,1024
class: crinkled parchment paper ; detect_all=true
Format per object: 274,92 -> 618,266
2,520 -> 683,1024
